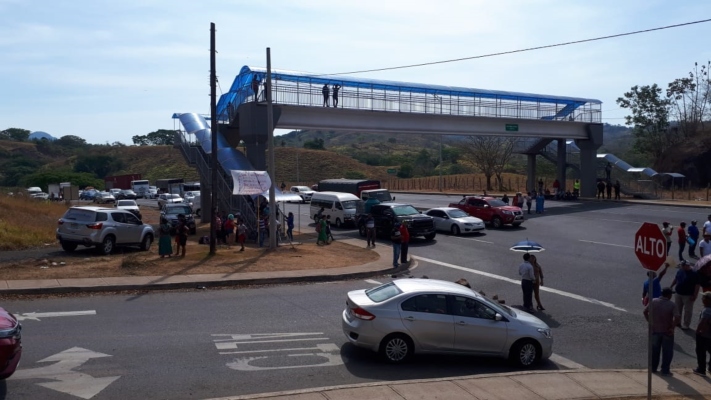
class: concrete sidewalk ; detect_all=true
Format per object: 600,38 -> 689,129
209,369 -> 711,400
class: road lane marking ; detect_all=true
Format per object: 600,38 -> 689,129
550,354 -> 587,370
452,237 -> 495,244
16,310 -> 96,321
365,279 -> 382,285
579,240 -> 633,249
412,256 -> 627,312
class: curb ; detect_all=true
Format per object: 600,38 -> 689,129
0,261 -> 414,296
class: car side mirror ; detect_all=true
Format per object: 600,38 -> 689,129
392,196 -> 396,201
495,313 -> 503,321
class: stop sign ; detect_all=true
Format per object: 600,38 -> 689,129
635,222 -> 667,271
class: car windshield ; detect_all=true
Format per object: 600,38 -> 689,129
365,282 -> 402,303
117,200 -> 136,207
447,209 -> 469,218
167,194 -> 180,199
341,200 -> 358,209
123,190 -> 135,194
365,191 -> 392,201
392,205 -> 419,216
63,209 -> 97,221
165,206 -> 191,215
487,199 -> 507,207
479,295 -> 515,317
294,186 -> 310,191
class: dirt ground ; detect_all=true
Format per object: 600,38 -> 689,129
0,205 -> 378,281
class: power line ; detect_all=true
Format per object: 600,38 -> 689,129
323,18 -> 711,76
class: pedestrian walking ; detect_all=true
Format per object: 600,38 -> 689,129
391,223 -> 402,268
662,222 -> 673,256
538,178 -> 544,193
158,216 -> 172,258
700,233 -> 711,257
501,194 -> 509,205
332,84 -> 341,108
286,212 -> 294,242
613,180 -> 621,200
519,253 -> 535,313
399,221 -> 410,265
525,192 -> 532,214
174,214 -> 188,257
643,263 -> 670,305
535,192 -> 545,214
325,215 -> 334,243
597,180 -> 605,200
643,287 -> 679,376
678,222 -> 688,262
316,216 -> 328,245
693,292 -> 711,376
689,220 -> 700,258
516,192 -> 524,208
322,84 -> 330,107
529,254 -> 545,311
237,220 -> 247,251
606,179 -> 612,200
365,214 -> 376,247
671,260 -> 699,330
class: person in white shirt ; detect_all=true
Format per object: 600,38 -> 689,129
518,253 -> 535,313
704,215 -> 711,237
699,234 -> 711,257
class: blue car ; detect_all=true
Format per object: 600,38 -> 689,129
79,189 -> 98,200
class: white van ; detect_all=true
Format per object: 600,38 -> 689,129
310,192 -> 360,228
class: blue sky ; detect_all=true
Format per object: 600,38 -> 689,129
1,0 -> 710,144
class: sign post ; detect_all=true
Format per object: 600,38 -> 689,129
634,222 -> 667,400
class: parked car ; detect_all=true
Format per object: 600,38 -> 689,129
146,186 -> 158,199
357,203 -> 436,240
290,186 -> 315,203
56,206 -> 155,255
115,199 -> 142,219
0,308 -> 22,380
342,279 -> 553,367
161,203 -> 197,234
93,192 -> 116,204
183,191 -> 198,202
117,189 -> 137,200
183,194 -> 201,218
449,196 -> 524,228
109,188 -> 122,198
158,193 -> 183,209
30,192 -> 49,200
424,207 -> 485,235
79,189 -> 98,201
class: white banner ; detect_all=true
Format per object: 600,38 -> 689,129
231,170 -> 272,195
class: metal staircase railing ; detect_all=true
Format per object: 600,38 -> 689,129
174,130 -> 259,229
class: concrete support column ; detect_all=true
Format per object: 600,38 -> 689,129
557,139 -> 567,194
575,124 -> 604,198
527,154 -> 537,193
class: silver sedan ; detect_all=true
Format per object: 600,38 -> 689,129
342,279 -> 553,367
425,207 -> 485,235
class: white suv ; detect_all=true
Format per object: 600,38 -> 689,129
56,206 -> 154,255
290,186 -> 315,203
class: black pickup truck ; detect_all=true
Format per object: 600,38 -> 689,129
357,203 -> 436,241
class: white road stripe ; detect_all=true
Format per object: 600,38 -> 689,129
579,240 -> 633,249
412,256 -> 627,312
550,354 -> 587,370
453,237 -> 495,244
365,279 -> 382,285
16,310 -> 96,321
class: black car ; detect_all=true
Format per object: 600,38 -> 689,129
358,203 -> 436,240
117,189 -> 137,200
160,204 -> 197,235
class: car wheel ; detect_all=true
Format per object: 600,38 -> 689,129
61,242 -> 77,252
335,218 -> 342,228
97,236 -> 115,255
424,232 -> 436,241
195,208 -> 201,217
358,225 -> 366,237
140,234 -> 153,251
380,334 -> 413,363
491,216 -> 503,229
510,339 -> 540,368
450,224 -> 460,235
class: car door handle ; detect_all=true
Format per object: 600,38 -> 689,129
403,316 -> 415,321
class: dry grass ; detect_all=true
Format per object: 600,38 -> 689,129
0,195 -> 70,251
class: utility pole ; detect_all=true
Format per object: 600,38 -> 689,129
209,22 -> 217,255
266,48 -> 277,249
439,134 -> 443,192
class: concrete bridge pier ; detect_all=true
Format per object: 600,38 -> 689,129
556,138 -> 567,194
575,125 -> 603,198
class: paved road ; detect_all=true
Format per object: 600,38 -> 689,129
4,196 -> 711,399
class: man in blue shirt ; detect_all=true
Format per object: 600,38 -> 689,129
671,260 -> 699,330
643,263 -> 670,305
689,220 -> 700,259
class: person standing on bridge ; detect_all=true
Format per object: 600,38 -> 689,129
251,75 -> 261,102
332,84 -> 341,108
322,84 -> 330,107
613,180 -> 621,200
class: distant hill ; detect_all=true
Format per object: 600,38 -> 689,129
29,131 -> 57,141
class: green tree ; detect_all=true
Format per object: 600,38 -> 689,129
56,135 -> 88,148
303,138 -> 325,150
74,154 -> 124,179
397,163 -> 413,178
413,149 -> 435,177
132,129 -> 175,146
616,84 -> 673,160
22,170 -> 103,190
0,128 -> 31,141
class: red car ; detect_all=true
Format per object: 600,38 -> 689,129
449,196 -> 525,228
0,308 -> 22,380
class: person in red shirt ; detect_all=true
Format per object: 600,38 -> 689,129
399,221 -> 410,265
678,222 -> 688,263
